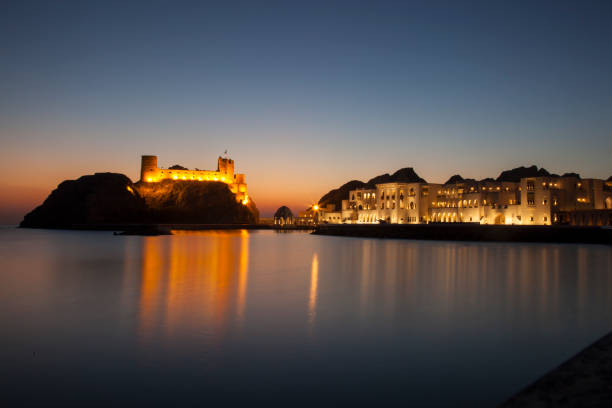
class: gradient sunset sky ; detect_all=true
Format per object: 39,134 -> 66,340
1,1 -> 611,222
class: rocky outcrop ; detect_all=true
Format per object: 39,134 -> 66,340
20,173 -> 147,228
366,167 -> 427,186
318,167 -> 427,210
135,179 -> 258,224
318,180 -> 368,211
496,165 -> 551,182
20,173 -> 259,228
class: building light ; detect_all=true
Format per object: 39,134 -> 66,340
182,176 -> 186,180
221,177 -> 225,182
147,177 -> 152,182
173,175 -> 178,180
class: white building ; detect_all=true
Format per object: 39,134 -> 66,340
319,174 -> 612,226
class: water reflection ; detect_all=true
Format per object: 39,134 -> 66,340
321,239 -> 612,335
138,230 -> 250,343
1,228 -> 611,407
308,253 -> 318,329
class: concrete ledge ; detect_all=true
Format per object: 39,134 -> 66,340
313,224 -> 612,245
500,330 -> 612,407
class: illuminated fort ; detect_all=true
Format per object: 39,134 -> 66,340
140,155 -> 248,203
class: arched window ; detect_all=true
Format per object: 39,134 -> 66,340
410,201 -> 415,210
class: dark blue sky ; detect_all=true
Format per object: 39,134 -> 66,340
1,1 -> 611,219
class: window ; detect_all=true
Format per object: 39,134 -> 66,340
544,217 -> 547,222
410,202 -> 415,210
527,181 -> 535,191
530,216 -> 534,222
543,199 -> 547,205
527,193 -> 535,206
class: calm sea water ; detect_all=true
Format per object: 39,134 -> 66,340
1,227 -> 611,406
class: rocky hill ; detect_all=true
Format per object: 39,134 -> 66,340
20,173 -> 258,228
135,179 -> 258,224
496,165 -> 553,182
20,173 -> 147,228
318,167 -> 426,210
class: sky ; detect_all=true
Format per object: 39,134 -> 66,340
1,0 -> 611,222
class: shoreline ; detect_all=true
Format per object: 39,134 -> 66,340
500,329 -> 612,406
17,223 -> 316,233
16,223 -> 612,244
313,224 -> 612,245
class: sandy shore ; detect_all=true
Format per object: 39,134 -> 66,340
500,330 -> 612,407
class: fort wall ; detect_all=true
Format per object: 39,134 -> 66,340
139,155 -> 248,203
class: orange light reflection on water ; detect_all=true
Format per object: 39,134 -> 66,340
138,230 -> 250,344
308,253 -> 318,329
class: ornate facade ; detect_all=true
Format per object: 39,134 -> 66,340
320,175 -> 612,226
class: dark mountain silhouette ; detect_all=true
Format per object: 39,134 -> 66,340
496,166 -> 551,182
20,173 -> 258,228
562,173 -> 581,178
444,175 -> 464,184
20,173 -> 147,228
318,180 -> 368,210
168,164 -> 188,170
367,167 -> 426,186
318,167 -> 426,210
